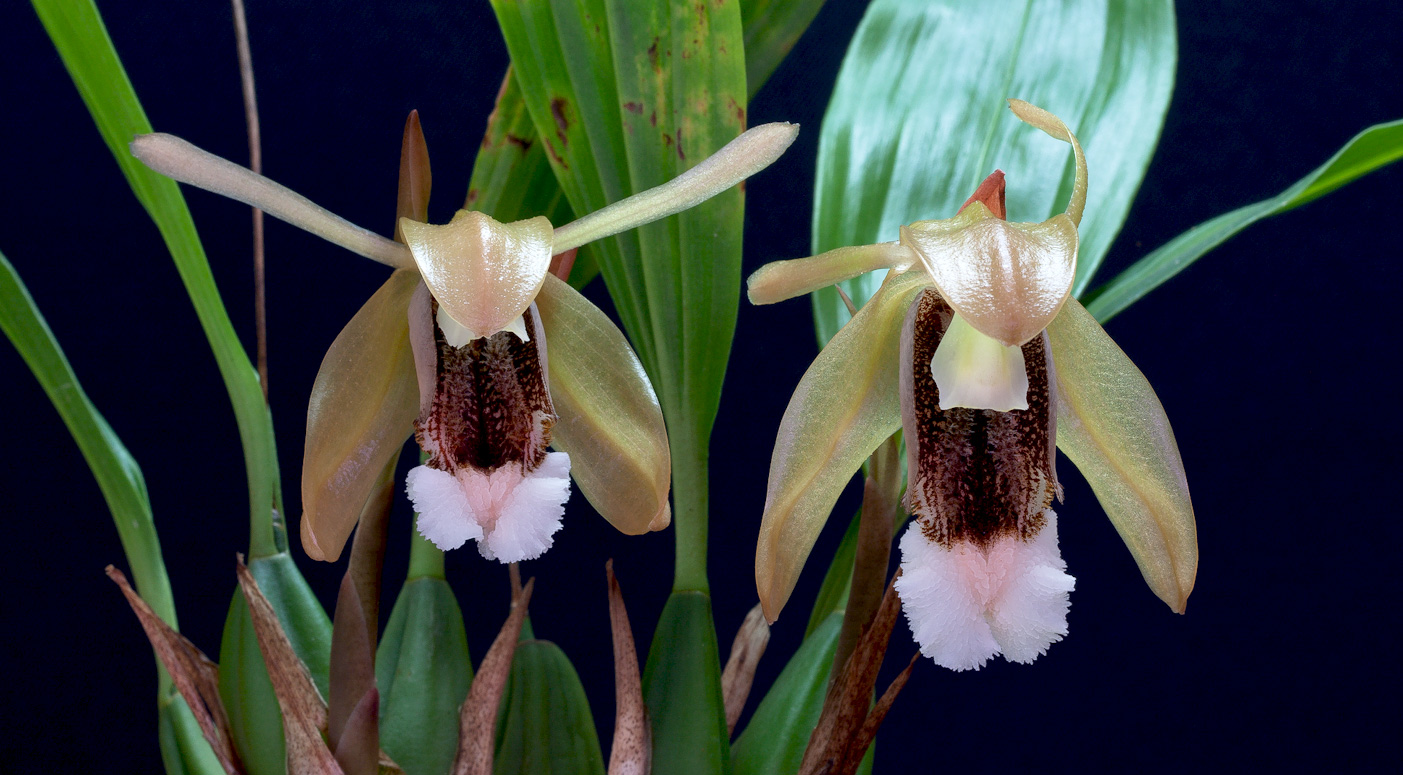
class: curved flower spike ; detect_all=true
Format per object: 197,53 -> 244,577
749,100 -> 1195,670
132,116 -> 796,564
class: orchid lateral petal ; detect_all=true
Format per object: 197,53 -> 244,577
400,212 -> 553,341
534,273 -> 671,534
302,270 -> 420,562
130,133 -> 413,270
1046,298 -> 1197,613
551,122 -> 800,254
746,243 -> 917,305
756,268 -> 930,622
900,202 -> 1078,347
1007,99 -> 1087,228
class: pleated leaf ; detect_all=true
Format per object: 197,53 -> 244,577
492,640 -> 606,775
490,0 -> 748,453
1085,118 -> 1403,321
811,0 -> 1176,344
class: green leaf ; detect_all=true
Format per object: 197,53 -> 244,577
642,591 -> 732,775
492,0 -> 749,592
157,697 -> 227,775
377,577 -> 472,775
731,612 -> 841,775
1084,119 -> 1403,322
2,252 -> 225,775
741,0 -> 828,98
0,251 -> 176,637
31,0 -> 283,556
493,640 -> 606,775
218,554 -> 333,775
811,0 -> 1176,344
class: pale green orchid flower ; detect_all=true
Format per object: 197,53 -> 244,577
132,117 -> 797,564
747,100 -> 1195,671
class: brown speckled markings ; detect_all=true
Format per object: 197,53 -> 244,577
899,289 -> 1058,549
416,301 -> 556,474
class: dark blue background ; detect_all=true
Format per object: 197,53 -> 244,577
2,1 -> 1399,771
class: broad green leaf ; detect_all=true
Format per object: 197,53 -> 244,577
377,577 -> 472,775
741,0 -> 828,97
219,554 -> 333,775
731,612 -> 841,775
32,0 -> 284,556
811,0 -> 1176,344
493,640 -> 606,775
642,591 -> 732,775
1085,119 -> 1403,321
466,68 -> 597,290
2,251 -> 222,775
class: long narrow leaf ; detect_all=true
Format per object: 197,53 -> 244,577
1085,119 -> 1403,321
2,251 -> 224,775
31,0 -> 284,556
811,0 -> 1176,343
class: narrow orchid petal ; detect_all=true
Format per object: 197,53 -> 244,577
302,270 -> 420,562
746,243 -> 916,305
756,268 -> 930,622
901,203 -> 1078,347
534,274 -> 671,534
130,133 -> 413,270
551,122 -> 799,253
1007,99 -> 1087,228
400,212 -> 553,342
1047,298 -> 1197,612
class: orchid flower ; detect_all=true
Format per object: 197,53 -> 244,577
132,116 -> 797,564
747,100 -> 1196,671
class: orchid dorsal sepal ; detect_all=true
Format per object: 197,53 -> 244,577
399,212 -> 553,343
900,201 -> 1078,347
1007,99 -> 1087,227
551,122 -> 800,254
746,242 -> 917,305
930,312 -> 1030,411
129,133 -> 414,270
